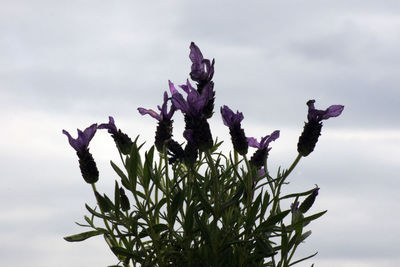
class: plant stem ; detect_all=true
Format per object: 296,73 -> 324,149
272,154 -> 302,215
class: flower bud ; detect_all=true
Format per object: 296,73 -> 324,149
119,188 -> 130,211
299,187 -> 320,213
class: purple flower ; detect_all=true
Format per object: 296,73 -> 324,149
247,130 -> 280,150
220,105 -> 248,155
98,116 -> 133,155
62,124 -> 99,184
248,130 -> 280,168
189,42 -> 215,84
171,79 -> 212,117
307,100 -> 344,122
221,105 -> 244,128
138,86 -> 176,121
62,124 -> 97,153
298,100 -> 344,157
98,116 -> 117,134
138,84 -> 178,152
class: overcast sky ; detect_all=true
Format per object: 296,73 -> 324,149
1,1 -> 399,266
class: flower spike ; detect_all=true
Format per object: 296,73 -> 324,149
298,100 -> 344,156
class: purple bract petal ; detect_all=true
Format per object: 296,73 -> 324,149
189,42 -> 204,65
168,80 -> 179,95
171,92 -> 189,113
307,99 -> 344,122
138,108 -> 162,121
63,123 -> 97,152
247,137 -> 260,148
183,129 -> 194,143
322,105 -> 344,120
220,105 -> 244,128
248,130 -> 280,150
98,116 -> 118,134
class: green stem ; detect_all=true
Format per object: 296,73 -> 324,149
272,154 -> 302,215
205,150 -> 219,214
91,183 -> 118,245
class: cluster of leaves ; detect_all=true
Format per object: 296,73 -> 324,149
65,137 -> 325,267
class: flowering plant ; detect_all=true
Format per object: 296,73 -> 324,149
63,42 -> 344,267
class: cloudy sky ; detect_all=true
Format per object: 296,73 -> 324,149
1,0 -> 399,266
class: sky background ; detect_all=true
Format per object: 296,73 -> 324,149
1,0 -> 399,266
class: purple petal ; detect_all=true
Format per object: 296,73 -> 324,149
220,105 -> 244,128
168,80 -> 178,95
98,116 -> 118,133
247,137 -> 260,148
81,124 -> 97,145
269,130 -> 280,142
171,93 -> 189,113
138,108 -> 161,121
220,105 -> 233,127
183,129 -> 194,143
62,129 -> 80,151
187,90 -> 206,116
62,123 -> 97,152
179,79 -> 196,94
189,42 -> 204,64
322,105 -> 344,120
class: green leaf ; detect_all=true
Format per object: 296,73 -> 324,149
297,230 -> 312,245
288,251 -> 318,266
192,181 -> 214,216
183,204 -> 195,234
256,210 -> 291,233
110,161 -> 130,189
169,190 -> 184,225
111,246 -> 143,261
255,237 -> 276,257
281,224 -> 289,260
64,230 -> 105,242
114,181 -> 120,214
287,210 -> 327,231
279,188 -> 316,200
85,204 -> 113,221
245,193 -> 262,232
259,191 -> 270,221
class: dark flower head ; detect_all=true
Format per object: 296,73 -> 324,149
248,130 -> 280,150
138,87 -> 176,121
189,42 -> 215,84
307,100 -> 344,122
298,100 -> 344,157
221,105 -> 244,128
98,116 -> 133,155
62,124 -> 97,153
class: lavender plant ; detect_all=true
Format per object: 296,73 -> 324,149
63,42 -> 344,267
